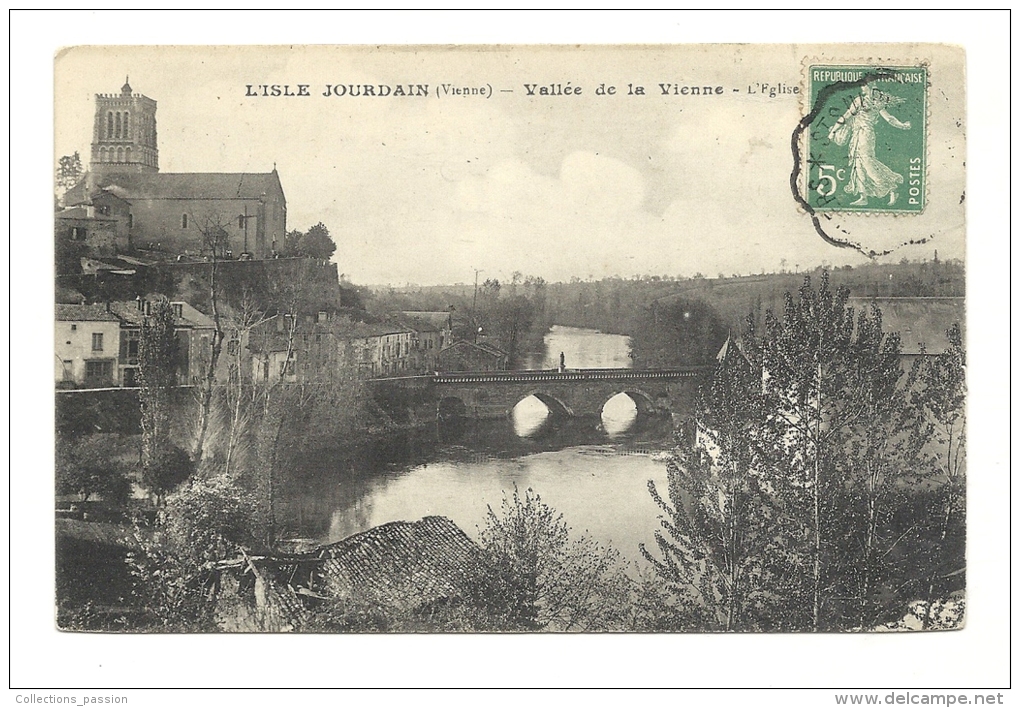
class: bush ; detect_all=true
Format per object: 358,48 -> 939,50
142,444 -> 194,500
478,485 -> 634,631
128,474 -> 258,631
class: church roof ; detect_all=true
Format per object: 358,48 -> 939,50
94,171 -> 282,201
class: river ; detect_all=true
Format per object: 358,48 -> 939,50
275,325 -> 675,567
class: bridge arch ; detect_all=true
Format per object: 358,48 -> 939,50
602,390 -> 660,417
515,391 -> 574,419
437,396 -> 467,420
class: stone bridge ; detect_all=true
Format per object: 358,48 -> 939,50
376,368 -> 712,421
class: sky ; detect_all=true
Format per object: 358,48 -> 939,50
54,43 -> 966,286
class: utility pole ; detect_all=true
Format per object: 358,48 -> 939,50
472,268 -> 482,312
472,268 -> 483,343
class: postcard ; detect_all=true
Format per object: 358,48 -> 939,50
53,43 -> 965,636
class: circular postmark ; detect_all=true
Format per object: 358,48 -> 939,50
792,64 -> 931,257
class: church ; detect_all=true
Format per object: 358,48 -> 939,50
62,79 -> 287,260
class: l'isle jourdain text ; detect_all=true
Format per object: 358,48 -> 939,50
245,82 -> 800,100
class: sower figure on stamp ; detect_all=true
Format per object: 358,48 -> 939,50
829,83 -> 911,206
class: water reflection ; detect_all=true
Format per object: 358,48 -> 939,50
275,414 -> 676,557
512,395 -> 551,437
601,393 -> 639,437
275,326 -> 674,565
316,448 -> 671,562
520,325 -> 633,370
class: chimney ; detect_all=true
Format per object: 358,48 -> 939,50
105,300 -> 111,313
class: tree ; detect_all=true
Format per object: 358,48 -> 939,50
280,222 -> 336,260
644,274 -> 938,632
142,444 -> 194,502
55,152 -> 83,199
482,294 -> 536,365
834,305 -> 928,628
221,287 -> 272,476
631,297 -> 728,367
300,222 -> 336,260
55,234 -> 88,275
913,324 -> 966,629
757,273 -> 914,631
478,486 -> 633,631
139,297 -> 188,501
190,216 -> 229,462
642,335 -> 800,631
281,229 -> 305,258
56,433 -> 131,507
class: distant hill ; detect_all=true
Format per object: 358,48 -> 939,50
540,259 -> 964,335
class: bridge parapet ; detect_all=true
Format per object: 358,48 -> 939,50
432,367 -> 711,385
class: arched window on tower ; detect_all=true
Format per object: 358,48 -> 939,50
99,147 -> 107,162
115,112 -> 122,139
124,112 -> 130,138
117,147 -> 124,162
125,147 -> 132,163
107,112 -> 114,139
182,213 -> 188,229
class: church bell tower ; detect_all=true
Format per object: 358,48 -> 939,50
90,78 -> 159,176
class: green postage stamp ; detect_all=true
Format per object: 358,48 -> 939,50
805,65 -> 927,213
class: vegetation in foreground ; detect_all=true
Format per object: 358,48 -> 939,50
56,274 -> 965,632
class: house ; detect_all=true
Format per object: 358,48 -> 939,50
109,299 -> 218,387
391,312 -> 455,373
54,204 -> 126,256
436,339 -> 509,372
246,311 -> 372,385
395,310 -> 452,365
340,322 -> 420,377
54,299 -> 218,389
55,304 -> 122,387
212,516 -> 502,631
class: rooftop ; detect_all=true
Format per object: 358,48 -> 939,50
109,300 -> 216,329
347,322 -> 416,338
441,339 -> 507,357
55,303 -> 120,322
848,297 -> 965,356
55,205 -> 117,222
315,516 -> 494,612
